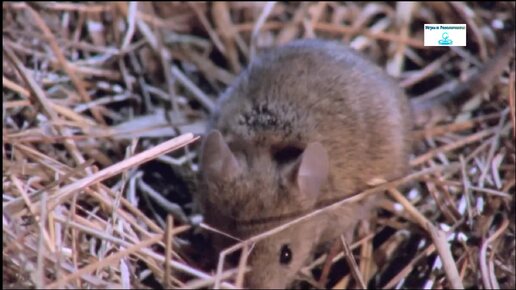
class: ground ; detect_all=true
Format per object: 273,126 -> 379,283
2,2 -> 515,289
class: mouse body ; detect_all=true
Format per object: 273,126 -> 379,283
195,39 -> 412,288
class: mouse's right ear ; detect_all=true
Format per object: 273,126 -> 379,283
297,142 -> 329,201
200,130 -> 242,181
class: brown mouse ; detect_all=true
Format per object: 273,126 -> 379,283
195,39 -> 411,289
194,37 -> 513,288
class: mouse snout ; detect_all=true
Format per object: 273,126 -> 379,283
241,225 -> 320,289
244,270 -> 290,289
240,240 -> 298,289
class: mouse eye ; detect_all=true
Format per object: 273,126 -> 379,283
279,244 -> 292,265
273,146 -> 303,164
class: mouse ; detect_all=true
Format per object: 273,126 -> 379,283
195,39 -> 411,288
193,37 -> 514,289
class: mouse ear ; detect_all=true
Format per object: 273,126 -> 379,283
200,130 -> 242,181
297,142 -> 329,200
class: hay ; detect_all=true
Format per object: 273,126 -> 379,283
3,2 -> 515,289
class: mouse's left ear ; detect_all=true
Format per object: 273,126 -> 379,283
297,142 -> 329,201
200,130 -> 242,182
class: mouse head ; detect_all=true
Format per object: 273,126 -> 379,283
242,220 -> 324,288
197,130 -> 329,288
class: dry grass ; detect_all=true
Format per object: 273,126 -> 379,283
3,2 -> 515,289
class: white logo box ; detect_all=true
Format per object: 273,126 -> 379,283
424,24 -> 467,46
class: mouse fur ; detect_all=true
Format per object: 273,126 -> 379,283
195,39 -> 412,289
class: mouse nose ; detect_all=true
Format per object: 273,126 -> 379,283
244,274 -> 268,289
244,270 -> 288,289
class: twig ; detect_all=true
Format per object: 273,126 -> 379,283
412,112 -> 501,140
341,235 -> 367,289
36,192 -> 48,288
3,44 -> 92,176
411,128 -> 495,166
382,243 -> 436,289
388,189 -> 464,289
121,2 -> 138,49
188,2 -> 227,55
171,66 -> 216,113
235,243 -> 252,288
450,2 -> 487,61
386,2 -> 416,77
478,109 -> 509,187
165,215 -> 174,288
313,22 -> 425,48
250,2 -> 276,62
469,186 -> 512,199
509,71 -> 515,137
34,133 -> 198,215
459,156 -> 474,226
480,217 -> 509,289
23,3 -> 105,124
10,175 -> 54,252
137,176 -> 189,223
46,234 -> 164,288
